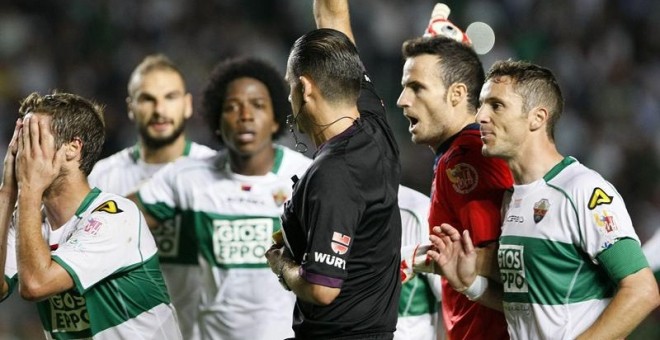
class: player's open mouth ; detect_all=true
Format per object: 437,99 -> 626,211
407,117 -> 419,131
237,132 -> 255,143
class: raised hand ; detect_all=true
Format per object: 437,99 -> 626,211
427,223 -> 478,292
16,115 -> 66,197
1,119 -> 23,200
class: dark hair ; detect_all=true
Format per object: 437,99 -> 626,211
127,54 -> 186,97
18,91 -> 106,175
402,36 -> 484,112
201,57 -> 289,145
486,60 -> 563,140
288,28 -> 363,105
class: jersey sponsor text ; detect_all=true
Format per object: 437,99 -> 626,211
499,244 -> 528,293
50,292 -> 90,333
153,215 -> 182,257
212,218 -> 273,264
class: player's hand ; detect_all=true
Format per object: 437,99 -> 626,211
265,243 -> 293,275
16,115 -> 66,197
427,223 -> 478,292
401,243 -> 437,284
0,119 -> 23,200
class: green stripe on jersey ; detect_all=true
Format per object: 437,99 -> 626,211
597,238 -> 649,282
39,255 -> 170,339
138,195 -> 176,221
500,235 -> 615,305
399,275 -> 438,316
272,146 -> 284,174
1,275 -> 17,302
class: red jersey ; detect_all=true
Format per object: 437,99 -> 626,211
429,124 -> 511,340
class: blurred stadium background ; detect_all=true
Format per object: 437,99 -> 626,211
0,0 -> 657,338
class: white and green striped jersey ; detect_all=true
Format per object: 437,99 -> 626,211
395,186 -> 440,340
137,145 -> 312,340
3,189 -> 180,340
499,157 -> 647,339
88,141 -> 215,340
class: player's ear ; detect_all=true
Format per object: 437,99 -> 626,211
65,137 -> 83,161
184,93 -> 193,119
299,76 -> 313,102
126,96 -> 135,121
529,106 -> 548,132
447,83 -> 467,107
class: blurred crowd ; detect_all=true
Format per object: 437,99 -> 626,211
0,0 -> 658,338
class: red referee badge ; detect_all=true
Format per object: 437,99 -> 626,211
331,232 -> 351,255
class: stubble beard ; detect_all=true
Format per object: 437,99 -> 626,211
139,120 -> 186,149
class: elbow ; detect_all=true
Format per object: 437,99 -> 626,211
314,295 -> 335,307
19,280 -> 48,302
309,285 -> 340,306
632,271 -> 660,312
649,283 -> 660,311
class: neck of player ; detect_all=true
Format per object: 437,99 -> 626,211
309,105 -> 359,147
141,135 -> 187,164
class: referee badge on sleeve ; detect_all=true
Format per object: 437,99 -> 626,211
331,232 -> 351,255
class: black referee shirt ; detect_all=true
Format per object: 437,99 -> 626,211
281,73 -> 402,339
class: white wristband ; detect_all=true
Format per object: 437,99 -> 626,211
462,275 -> 488,301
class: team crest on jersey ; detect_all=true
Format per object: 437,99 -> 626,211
92,200 -> 123,214
533,199 -> 550,223
272,188 -> 288,207
446,163 -> 478,194
331,232 -> 351,255
588,187 -> 613,210
594,210 -> 619,234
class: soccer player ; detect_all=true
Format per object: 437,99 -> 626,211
131,57 -> 312,340
265,0 -> 402,338
0,92 -> 180,339
429,60 -> 660,339
88,54 -> 215,339
396,185 -> 442,340
397,19 -> 512,340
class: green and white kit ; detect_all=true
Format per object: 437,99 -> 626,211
499,157 -> 648,339
395,185 -> 440,340
88,141 -> 215,339
3,189 -> 180,340
138,145 -> 311,340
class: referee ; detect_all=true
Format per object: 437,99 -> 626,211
266,1 -> 402,339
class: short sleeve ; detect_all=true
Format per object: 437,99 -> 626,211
573,176 -> 640,262
52,200 -> 148,292
300,164 -> 364,288
357,72 -> 386,120
137,163 -> 178,222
